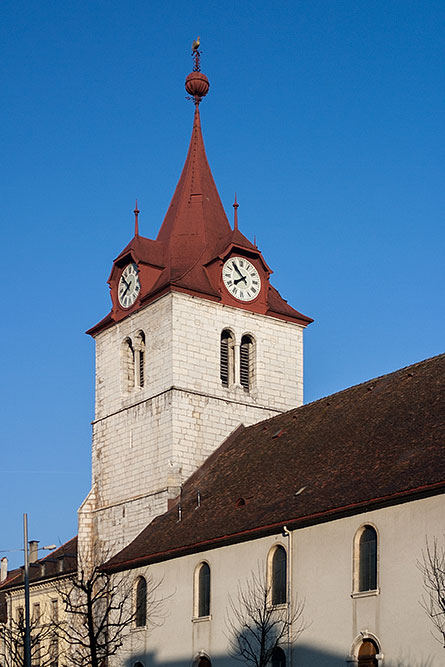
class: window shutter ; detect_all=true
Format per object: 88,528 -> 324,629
139,350 -> 145,387
240,335 -> 252,390
220,331 -> 230,386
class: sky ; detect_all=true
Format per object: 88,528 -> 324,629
1,0 -> 444,568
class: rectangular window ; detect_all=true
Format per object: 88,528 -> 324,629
33,602 -> 40,625
51,598 -> 58,622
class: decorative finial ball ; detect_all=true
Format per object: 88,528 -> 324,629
185,71 -> 210,100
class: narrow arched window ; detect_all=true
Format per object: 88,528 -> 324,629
358,526 -> 377,591
195,658 -> 211,667
196,562 -> 210,617
240,334 -> 254,391
220,330 -> 234,387
135,577 -> 147,627
122,337 -> 135,390
271,647 -> 286,667
135,331 -> 146,388
271,546 -> 287,605
358,639 -> 378,666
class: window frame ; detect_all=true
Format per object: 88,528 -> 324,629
267,544 -> 288,607
352,524 -> 379,596
134,576 -> 147,628
193,561 -> 211,619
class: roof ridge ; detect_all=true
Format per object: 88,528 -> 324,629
299,352 -> 445,411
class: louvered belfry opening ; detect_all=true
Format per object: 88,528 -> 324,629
124,338 -> 135,389
220,330 -> 234,387
240,334 -> 253,391
136,331 -> 146,388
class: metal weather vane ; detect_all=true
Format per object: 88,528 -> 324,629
191,36 -> 201,72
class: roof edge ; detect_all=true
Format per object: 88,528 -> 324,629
104,481 -> 445,573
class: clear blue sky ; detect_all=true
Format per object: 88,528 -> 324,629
1,1 -> 444,568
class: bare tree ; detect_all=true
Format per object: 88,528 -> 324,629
54,546 -> 166,667
419,537 -> 445,648
0,606 -> 56,667
226,567 -> 306,667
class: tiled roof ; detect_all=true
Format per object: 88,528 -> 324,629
87,98 -> 312,337
0,537 -> 77,592
105,354 -> 445,572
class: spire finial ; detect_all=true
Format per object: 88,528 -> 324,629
185,38 -> 209,106
191,36 -> 201,71
233,193 -> 239,230
134,199 -> 140,236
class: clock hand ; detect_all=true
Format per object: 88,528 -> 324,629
233,263 -> 243,277
234,275 -> 247,285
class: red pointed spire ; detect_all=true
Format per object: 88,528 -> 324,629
157,70 -> 231,272
134,199 -> 140,236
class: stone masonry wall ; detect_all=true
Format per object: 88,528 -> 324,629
82,291 -> 305,556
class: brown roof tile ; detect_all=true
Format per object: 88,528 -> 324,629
105,354 -> 445,572
0,537 -> 77,593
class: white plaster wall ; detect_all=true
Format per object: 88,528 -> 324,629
111,494 -> 445,667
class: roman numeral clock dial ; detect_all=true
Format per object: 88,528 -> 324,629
222,257 -> 261,302
118,262 -> 140,308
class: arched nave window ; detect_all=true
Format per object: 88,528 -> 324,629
240,334 -> 254,391
195,562 -> 211,617
194,657 -> 211,667
135,576 -> 147,627
268,545 -> 287,605
354,525 -> 378,592
220,329 -> 235,387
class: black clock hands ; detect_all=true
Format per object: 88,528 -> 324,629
232,262 -> 248,285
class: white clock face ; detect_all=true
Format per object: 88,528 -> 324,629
222,256 -> 261,302
118,263 -> 140,308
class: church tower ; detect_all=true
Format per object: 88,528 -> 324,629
78,51 -> 312,558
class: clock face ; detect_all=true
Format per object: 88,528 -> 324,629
118,263 -> 140,308
222,256 -> 261,302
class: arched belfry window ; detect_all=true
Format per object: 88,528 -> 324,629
271,647 -> 286,667
220,329 -> 234,387
135,330 -> 146,388
195,562 -> 211,617
269,545 -> 287,605
354,525 -> 378,592
122,337 -> 135,390
240,334 -> 254,391
135,576 -> 147,627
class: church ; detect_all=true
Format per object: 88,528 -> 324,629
1,51 -> 444,667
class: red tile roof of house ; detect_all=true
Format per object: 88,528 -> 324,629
105,354 -> 445,573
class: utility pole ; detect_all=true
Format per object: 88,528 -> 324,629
23,513 -> 31,667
